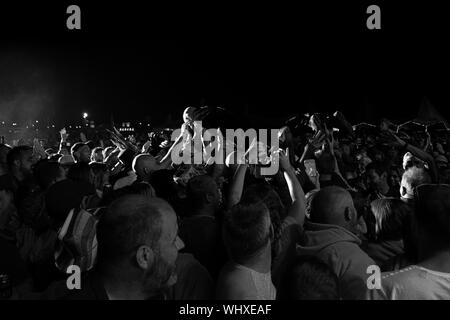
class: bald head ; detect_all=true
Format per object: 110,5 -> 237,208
187,174 -> 221,210
133,153 -> 158,180
97,195 -> 175,265
310,186 -> 356,227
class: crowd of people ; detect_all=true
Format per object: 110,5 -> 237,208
1,105 -> 450,300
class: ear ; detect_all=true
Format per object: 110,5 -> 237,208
400,186 -> 407,197
344,207 -> 355,222
205,192 -> 214,204
135,245 -> 154,270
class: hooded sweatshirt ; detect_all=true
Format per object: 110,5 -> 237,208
296,221 -> 375,300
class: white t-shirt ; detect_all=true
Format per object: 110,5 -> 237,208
217,263 -> 276,300
368,265 -> 450,300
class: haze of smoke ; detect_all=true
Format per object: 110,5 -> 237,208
0,88 -> 54,124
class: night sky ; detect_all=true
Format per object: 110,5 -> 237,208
0,2 -> 449,127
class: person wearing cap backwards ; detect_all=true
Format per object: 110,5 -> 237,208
70,142 -> 91,164
368,184 -> 450,300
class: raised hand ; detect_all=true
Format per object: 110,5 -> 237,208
278,126 -> 293,143
110,138 -> 126,150
243,137 -> 258,164
308,130 -> 326,149
33,138 -> 47,159
272,148 -> 292,172
60,128 -> 69,142
79,132 -> 87,142
325,126 -> 335,155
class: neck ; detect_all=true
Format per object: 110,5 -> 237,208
101,271 -> 156,300
239,244 -> 271,273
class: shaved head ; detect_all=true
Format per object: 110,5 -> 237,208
187,174 -> 221,210
310,186 -> 357,227
133,153 -> 158,179
97,195 -> 171,262
96,195 -> 182,294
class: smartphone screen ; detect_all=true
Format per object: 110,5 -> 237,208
304,159 -> 317,177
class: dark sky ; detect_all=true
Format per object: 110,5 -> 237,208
0,2 -> 449,127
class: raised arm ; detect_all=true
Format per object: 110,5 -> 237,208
158,123 -> 191,168
325,130 -> 354,191
226,160 -> 248,209
58,128 -> 70,155
226,138 -> 258,208
33,138 -> 48,161
278,148 -> 306,226
298,130 -> 326,165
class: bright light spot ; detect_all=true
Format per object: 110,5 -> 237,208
83,112 -> 88,119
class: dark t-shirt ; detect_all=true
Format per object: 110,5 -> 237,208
62,272 -> 109,300
364,240 -> 404,268
271,216 -> 303,289
36,271 -> 108,300
0,234 -> 29,287
165,253 -> 214,300
40,271 -> 165,300
0,173 -> 19,195
179,215 -> 226,279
